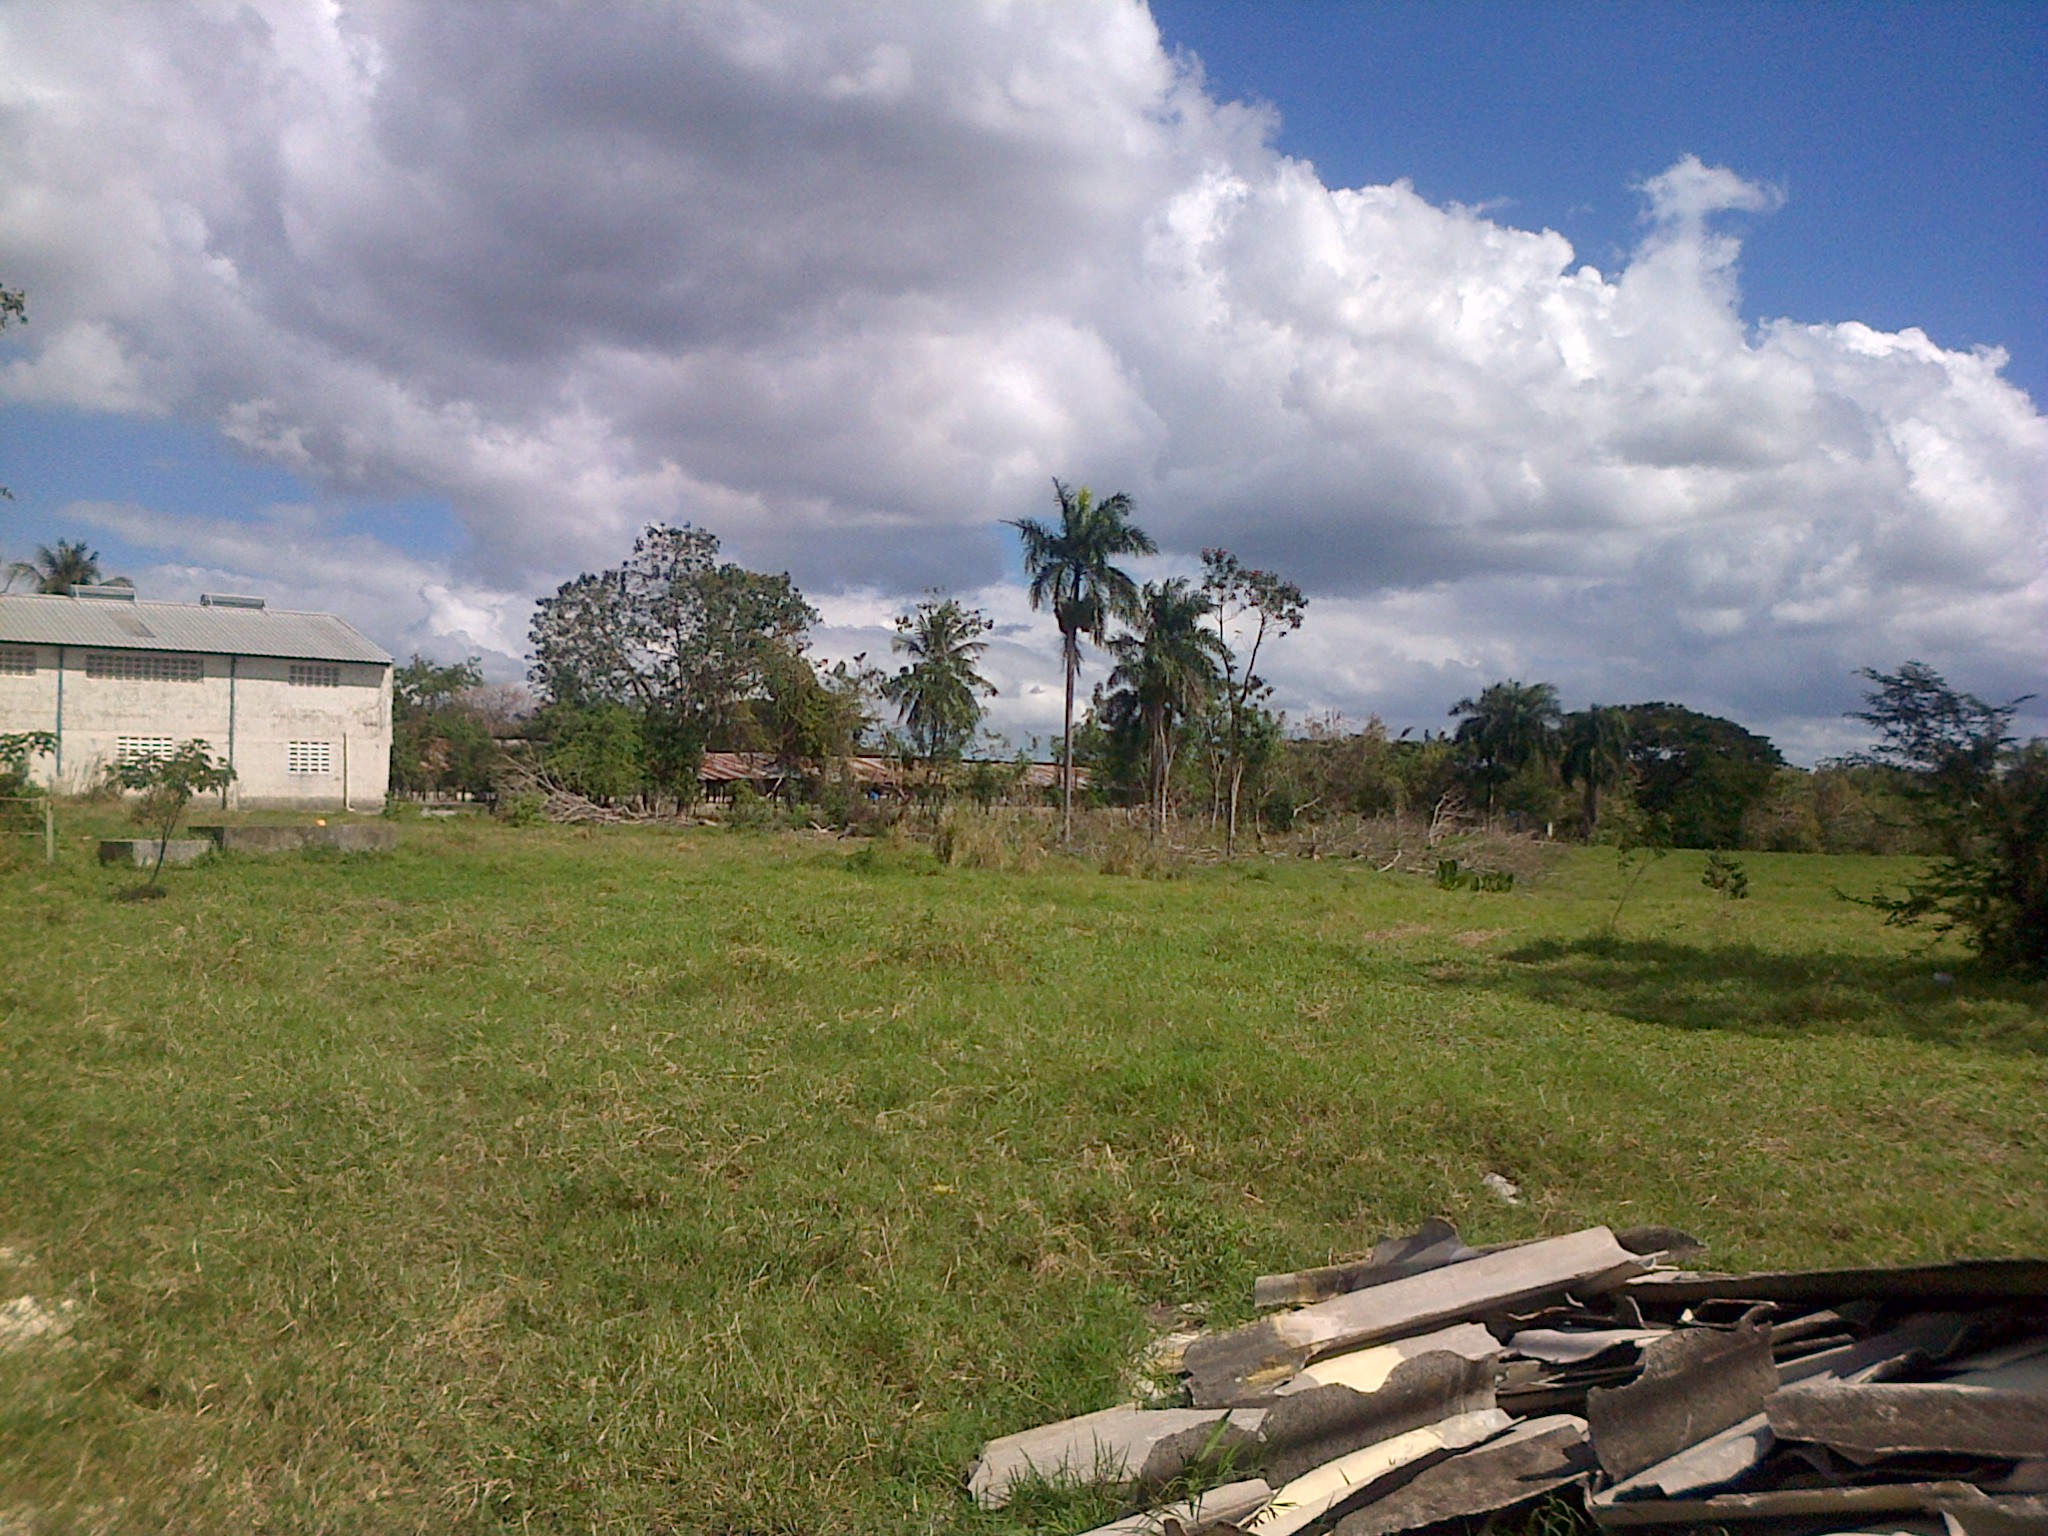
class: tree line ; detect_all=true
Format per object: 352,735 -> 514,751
12,474 -> 2008,966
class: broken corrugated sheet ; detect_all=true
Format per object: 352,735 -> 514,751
1185,1226 -> 1647,1407
1228,1409 -> 1513,1536
965,1226 -> 2048,1536
1267,1323 -> 1500,1398
1587,1481 -> 2048,1530
1327,1414 -> 1591,1536
1624,1257 -> 2048,1305
1257,1350 -> 1499,1486
1252,1219 -> 1481,1310
1075,1478 -> 1276,1536
1767,1379 -> 2048,1458
1586,1319 -> 1779,1480
967,1403 -> 1264,1508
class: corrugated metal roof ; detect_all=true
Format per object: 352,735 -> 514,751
0,593 -> 391,664
696,752 -> 1083,788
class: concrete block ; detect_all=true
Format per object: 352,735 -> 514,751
99,838 -> 214,868
190,824 -> 398,855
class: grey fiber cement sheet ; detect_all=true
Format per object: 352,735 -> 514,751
1074,1478 -> 1277,1536
1766,1381 -> 2048,1459
1623,1259 -> 2048,1307
1591,1312 -> 2001,1511
1586,1318 -> 1778,1482
1587,1482 -> 2048,1532
967,1404 -> 1266,1508
1328,1415 -> 1593,1536
1184,1226 -> 1648,1407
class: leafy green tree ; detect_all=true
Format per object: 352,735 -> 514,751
117,740 -> 234,887
1450,680 -> 1562,820
390,654 -> 502,799
1614,702 -> 1782,848
1008,479 -> 1156,842
1105,578 -> 1228,829
1849,662 -> 2045,975
529,524 -> 817,805
883,596 -> 995,766
1560,705 -> 1632,836
1200,548 -> 1306,855
752,647 -> 879,796
538,700 -> 647,806
4,540 -> 132,595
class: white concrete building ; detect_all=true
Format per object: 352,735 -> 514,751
0,588 -> 393,810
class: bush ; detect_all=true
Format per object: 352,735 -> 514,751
1849,663 -> 2046,976
496,791 -> 545,827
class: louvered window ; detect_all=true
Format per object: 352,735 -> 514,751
87,652 -> 202,682
116,737 -> 176,764
287,741 -> 332,775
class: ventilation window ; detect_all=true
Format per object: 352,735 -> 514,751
0,647 -> 35,676
289,663 -> 342,687
116,737 -> 176,764
287,741 -> 332,775
86,652 -> 202,682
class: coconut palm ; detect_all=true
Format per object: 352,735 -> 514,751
883,596 -> 995,766
1561,704 -> 1632,835
4,540 -> 130,594
1008,479 -> 1156,841
1449,679 -> 1562,820
1107,578 -> 1228,830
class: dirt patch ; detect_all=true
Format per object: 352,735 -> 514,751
0,1295 -> 78,1351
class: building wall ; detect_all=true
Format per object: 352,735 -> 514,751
0,643 -> 392,810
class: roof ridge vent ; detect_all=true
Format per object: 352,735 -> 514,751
71,584 -> 137,601
200,593 -> 266,609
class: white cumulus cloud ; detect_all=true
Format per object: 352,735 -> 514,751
0,1 -> 2040,756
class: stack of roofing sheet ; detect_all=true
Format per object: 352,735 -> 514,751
964,1222 -> 2048,1535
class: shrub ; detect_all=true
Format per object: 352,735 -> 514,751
1849,663 -> 2046,976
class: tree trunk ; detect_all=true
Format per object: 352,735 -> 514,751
1060,634 -> 1077,846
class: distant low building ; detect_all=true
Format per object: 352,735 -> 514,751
0,587 -> 393,810
695,751 -> 1081,800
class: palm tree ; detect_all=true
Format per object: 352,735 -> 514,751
1449,679 -> 1562,821
1107,578 -> 1228,830
4,540 -> 130,594
1560,704 -> 1632,836
883,596 -> 995,767
1009,479 -> 1156,842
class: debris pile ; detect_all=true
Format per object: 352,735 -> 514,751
966,1221 -> 2048,1535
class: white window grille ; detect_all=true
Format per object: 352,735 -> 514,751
86,652 -> 202,682
116,737 -> 176,764
289,663 -> 342,687
0,647 -> 35,675
287,741 -> 333,775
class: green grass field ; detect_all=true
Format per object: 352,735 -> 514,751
3,818 -> 2044,1533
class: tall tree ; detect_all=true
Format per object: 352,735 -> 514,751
1200,548 -> 1306,855
0,285 -> 21,501
529,523 -> 816,805
1614,702 -> 1782,848
4,540 -> 131,595
1106,578 -> 1228,830
1849,661 -> 2044,975
1560,705 -> 1632,835
883,596 -> 995,766
1449,680 -> 1562,820
1008,479 -> 1156,842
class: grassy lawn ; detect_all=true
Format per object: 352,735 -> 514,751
2,818 -> 2044,1533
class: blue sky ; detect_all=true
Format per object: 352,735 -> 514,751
1154,2 -> 2046,402
1,1 -> 2042,758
